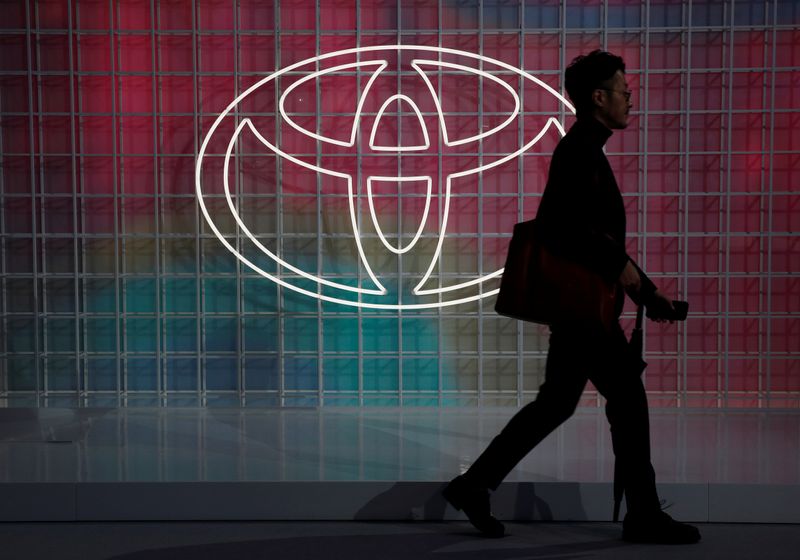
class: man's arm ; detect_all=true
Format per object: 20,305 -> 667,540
630,260 -> 657,304
618,256 -> 659,304
623,259 -> 678,323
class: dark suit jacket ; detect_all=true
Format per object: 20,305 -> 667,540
535,117 -> 657,313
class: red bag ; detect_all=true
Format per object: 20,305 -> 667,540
495,219 -> 618,331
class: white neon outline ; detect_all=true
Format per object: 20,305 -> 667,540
366,176 -> 432,254
196,44 -> 575,310
223,119 -> 385,295
368,94 -> 430,152
412,116 -> 566,295
236,119 -> 387,295
279,60 -> 388,147
411,59 -> 520,147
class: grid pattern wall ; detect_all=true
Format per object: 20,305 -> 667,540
0,0 -> 798,408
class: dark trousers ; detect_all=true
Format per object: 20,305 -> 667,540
464,320 -> 661,515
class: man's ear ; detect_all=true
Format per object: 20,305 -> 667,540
591,88 -> 606,109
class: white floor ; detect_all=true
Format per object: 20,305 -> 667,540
0,407 -> 798,522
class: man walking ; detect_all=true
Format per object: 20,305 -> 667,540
443,50 -> 700,544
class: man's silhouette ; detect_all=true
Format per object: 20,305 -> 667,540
443,50 -> 700,544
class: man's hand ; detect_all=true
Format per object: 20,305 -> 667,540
618,260 -> 641,301
646,290 -> 676,324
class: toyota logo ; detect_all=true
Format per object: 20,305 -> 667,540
195,45 -> 575,310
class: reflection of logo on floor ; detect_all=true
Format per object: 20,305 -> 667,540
196,45 -> 574,310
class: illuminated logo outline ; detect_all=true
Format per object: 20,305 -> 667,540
196,44 -> 575,310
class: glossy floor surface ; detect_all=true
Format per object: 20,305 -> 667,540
2,520 -> 799,560
1,407 -> 798,484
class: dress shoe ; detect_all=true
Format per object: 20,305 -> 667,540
622,510 -> 701,544
442,475 -> 505,538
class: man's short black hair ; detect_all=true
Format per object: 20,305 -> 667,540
564,50 -> 626,118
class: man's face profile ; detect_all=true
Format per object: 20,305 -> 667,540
594,69 -> 632,130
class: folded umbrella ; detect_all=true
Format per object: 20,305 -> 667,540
613,303 -> 647,522
629,304 -> 648,377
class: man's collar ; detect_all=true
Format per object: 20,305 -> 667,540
574,116 -> 613,146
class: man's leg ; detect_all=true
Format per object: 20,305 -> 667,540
588,323 -> 660,515
443,326 -> 589,536
589,322 -> 700,544
463,326 -> 589,490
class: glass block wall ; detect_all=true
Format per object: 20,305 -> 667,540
0,0 -> 798,408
